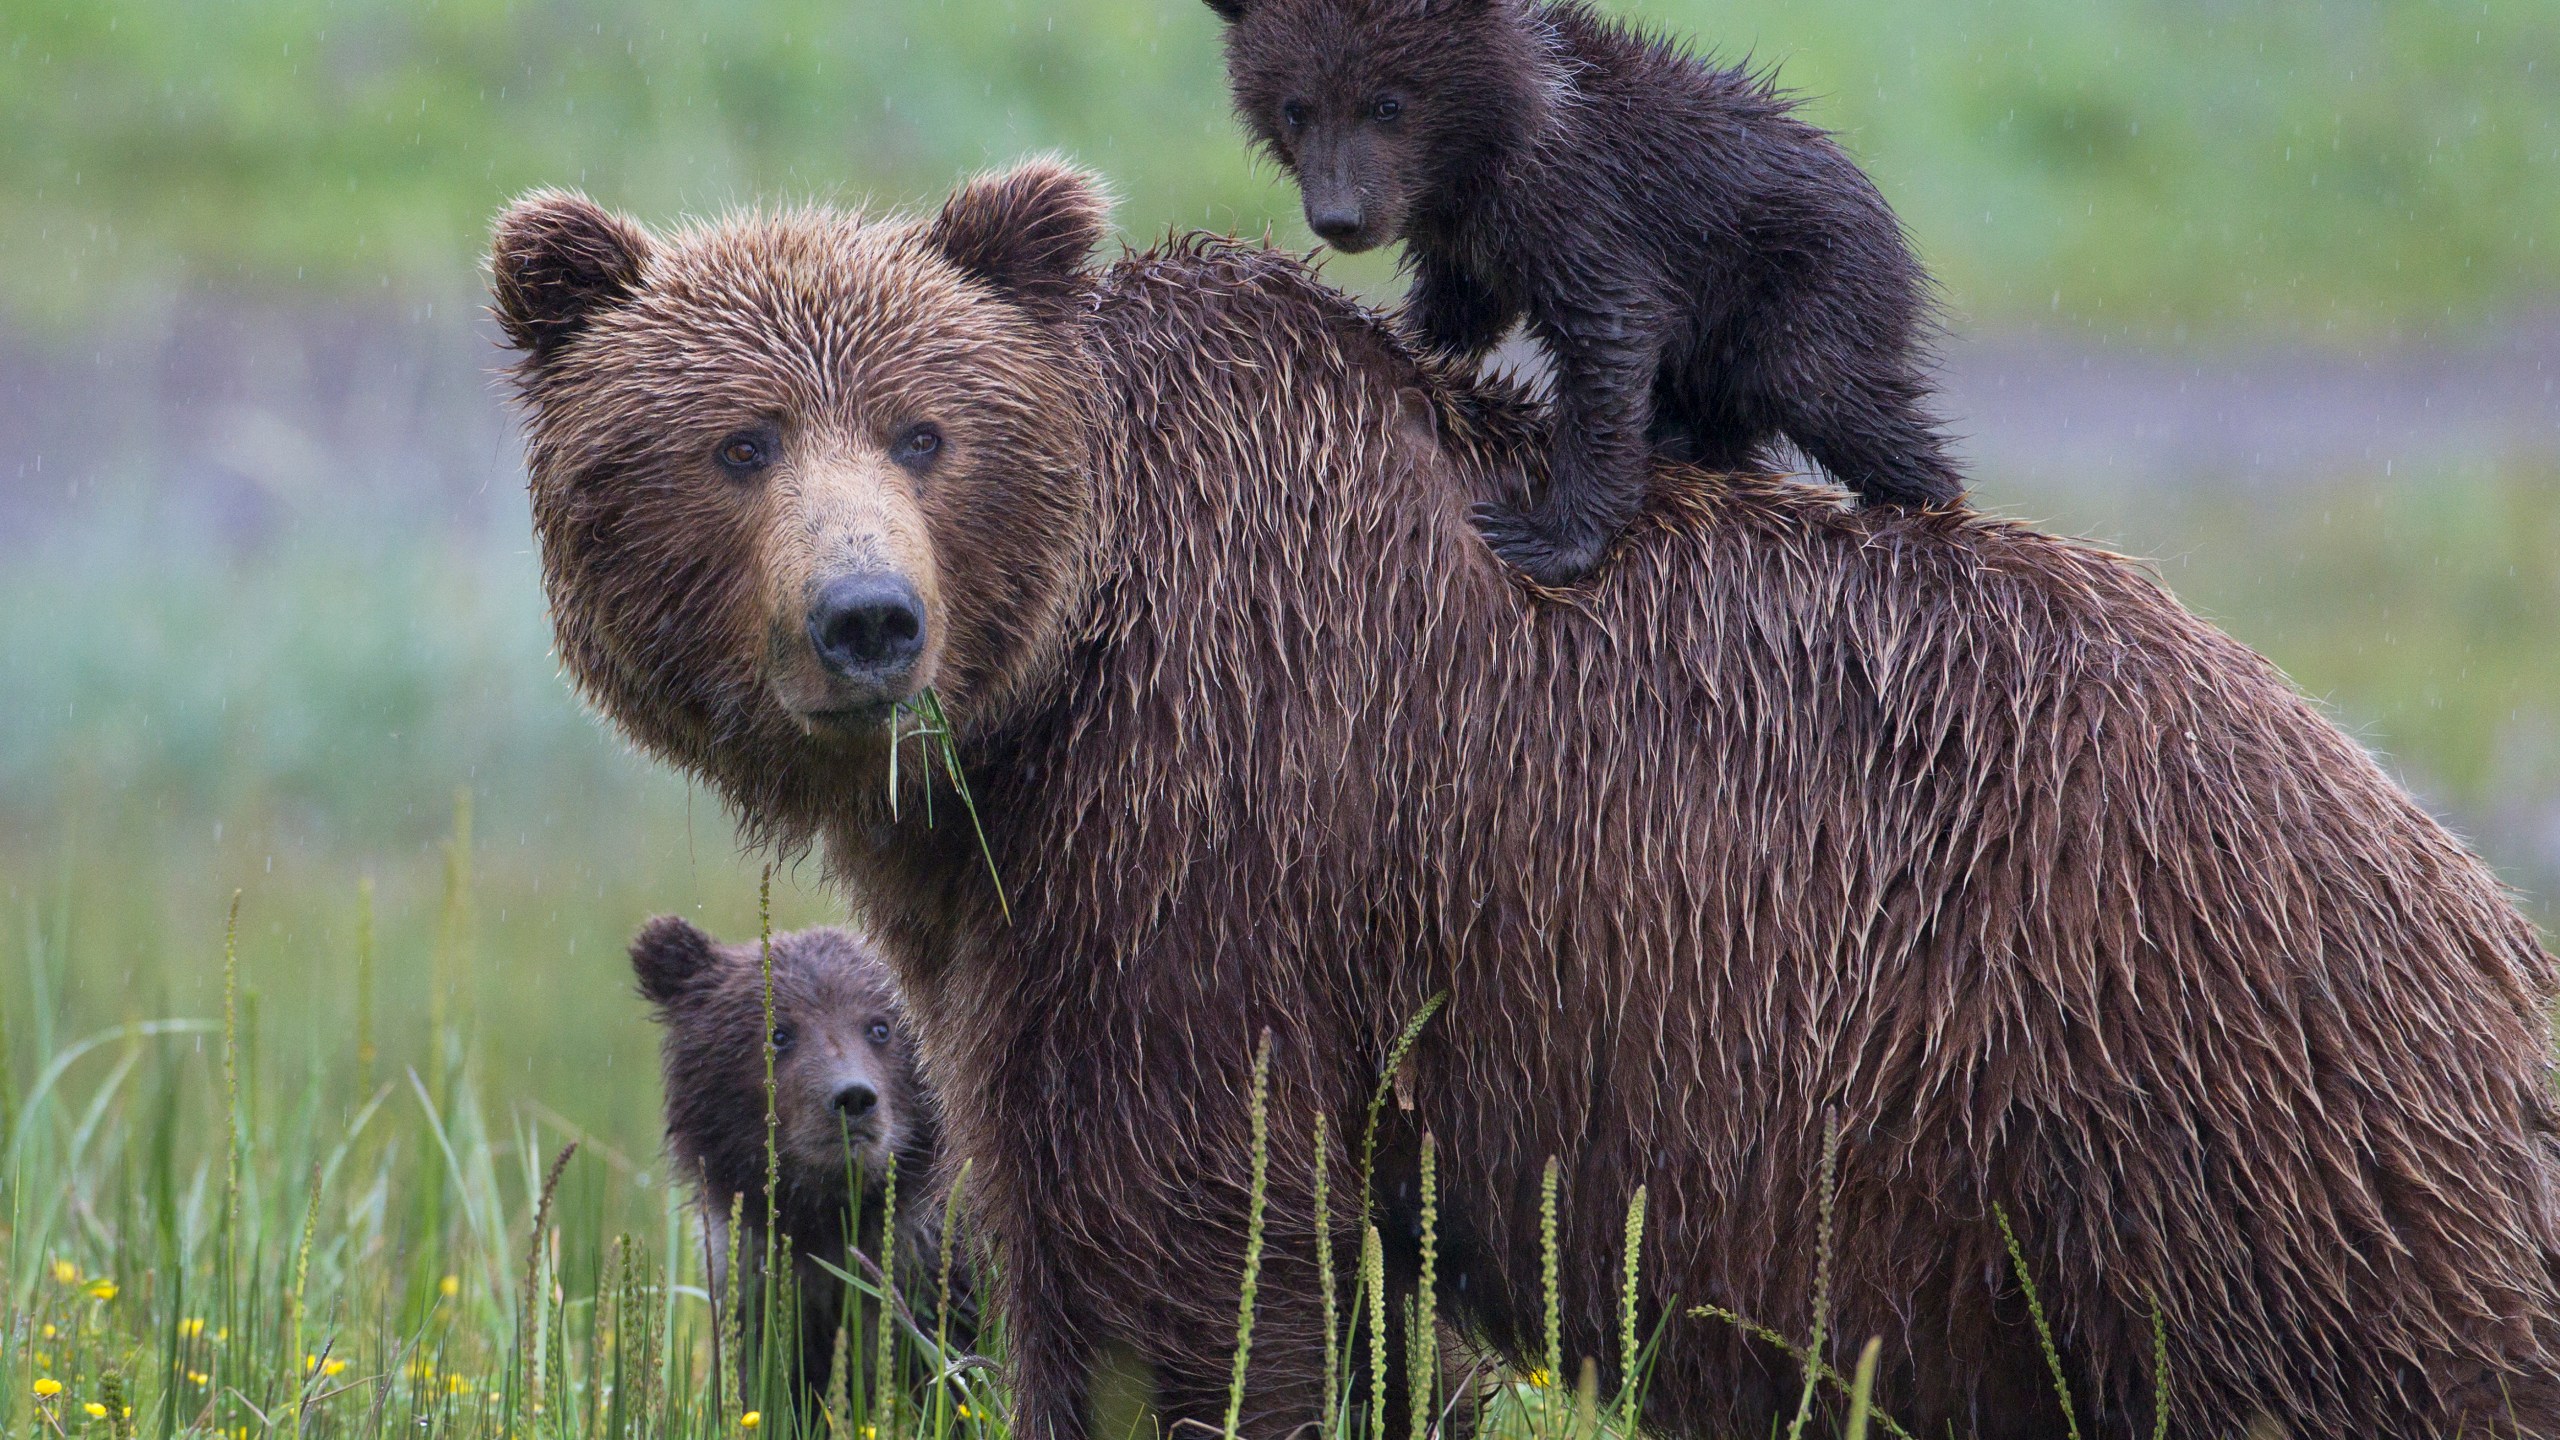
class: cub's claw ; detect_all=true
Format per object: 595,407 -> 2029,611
1470,501 -> 1605,588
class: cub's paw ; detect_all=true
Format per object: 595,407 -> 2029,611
1469,502 -> 1605,588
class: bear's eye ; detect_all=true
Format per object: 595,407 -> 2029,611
1370,96 -> 1403,122
769,1024 -> 795,1052
1281,101 -> 1309,131
866,1019 -> 892,1047
715,429 -> 776,477
889,422 -> 943,472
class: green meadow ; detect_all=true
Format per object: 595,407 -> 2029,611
3,0 -> 2554,1433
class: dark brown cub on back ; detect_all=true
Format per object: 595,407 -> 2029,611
631,917 -> 968,1411
1208,0 -> 1965,584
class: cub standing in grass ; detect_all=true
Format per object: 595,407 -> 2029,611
1206,0 -> 1965,585
630,917 -> 972,1412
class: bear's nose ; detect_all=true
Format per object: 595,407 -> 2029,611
1307,206 -> 1366,246
807,575 -> 926,683
833,1083 -> 879,1120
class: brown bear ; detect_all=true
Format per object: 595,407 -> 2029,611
630,916 -> 970,1414
500,166 -> 2560,1439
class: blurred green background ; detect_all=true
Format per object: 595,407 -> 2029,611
3,0 -> 2555,1232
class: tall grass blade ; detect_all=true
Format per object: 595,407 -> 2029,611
1359,993 -> 1448,1221
1312,1112 -> 1339,1440
759,866 -> 784,1425
1364,1224 -> 1389,1440
1843,1338 -> 1883,1440
1687,1306 -> 1916,1440
875,1153 -> 902,1440
1223,1031 -> 1276,1440
1540,1156 -> 1563,1405
1614,1185 -> 1646,1434
1993,1204 -> 2082,1440
1409,1133 -> 1437,1440
2150,1298 -> 2171,1440
1787,1113 -> 1841,1440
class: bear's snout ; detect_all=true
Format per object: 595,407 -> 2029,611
832,1082 -> 879,1121
806,573 -> 928,694
1306,201 -> 1368,249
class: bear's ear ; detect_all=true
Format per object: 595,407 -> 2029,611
630,915 -> 721,1006
490,190 -> 653,364
1203,0 -> 1249,20
928,161 -> 1110,327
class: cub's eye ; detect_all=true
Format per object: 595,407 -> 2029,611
1281,101 -> 1309,130
715,429 -> 776,477
889,422 -> 943,471
1371,96 -> 1402,122
769,1024 -> 795,1052
866,1020 -> 892,1047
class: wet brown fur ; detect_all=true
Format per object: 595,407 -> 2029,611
498,169 -> 2560,1439
632,918 -> 968,1407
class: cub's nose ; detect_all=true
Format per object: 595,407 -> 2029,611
833,1083 -> 879,1120
1307,206 -> 1366,247
807,575 -> 926,683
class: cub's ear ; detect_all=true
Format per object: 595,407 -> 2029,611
630,915 -> 721,1006
490,190 -> 652,364
1203,0 -> 1249,20
929,160 -> 1110,327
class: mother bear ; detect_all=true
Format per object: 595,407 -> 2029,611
491,164 -> 2560,1437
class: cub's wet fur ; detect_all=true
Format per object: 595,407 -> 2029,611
631,918 -> 972,1409
1208,0 -> 1965,584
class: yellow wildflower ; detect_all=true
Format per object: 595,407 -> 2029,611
958,1405 -> 974,1419
323,1358 -> 347,1378
1526,1368 -> 1553,1388
31,1378 -> 62,1398
446,1374 -> 468,1395
50,1259 -> 77,1285
188,1371 -> 211,1387
741,1412 -> 763,1431
438,1274 -> 461,1298
181,1318 -> 207,1339
85,1278 -> 118,1301
38,1324 -> 56,1339
863,1427 -> 879,1439
84,1404 -> 108,1420
213,1328 -> 228,1342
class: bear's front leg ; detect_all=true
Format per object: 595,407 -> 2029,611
1400,259 -> 1516,366
1471,317 -> 1661,587
1001,1255 -> 1103,1440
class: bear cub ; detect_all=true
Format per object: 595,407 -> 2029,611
631,917 -> 972,1407
1207,0 -> 1966,585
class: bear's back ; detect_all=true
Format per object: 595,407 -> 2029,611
1064,233 -> 2557,1145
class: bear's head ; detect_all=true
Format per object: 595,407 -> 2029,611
492,164 -> 1111,846
1205,0 -> 1555,254
631,916 -> 930,1197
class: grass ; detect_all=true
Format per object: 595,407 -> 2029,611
5,829 -> 1931,1439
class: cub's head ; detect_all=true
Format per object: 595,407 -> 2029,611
631,916 -> 931,1198
493,164 -> 1110,847
1207,0 -> 1554,253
